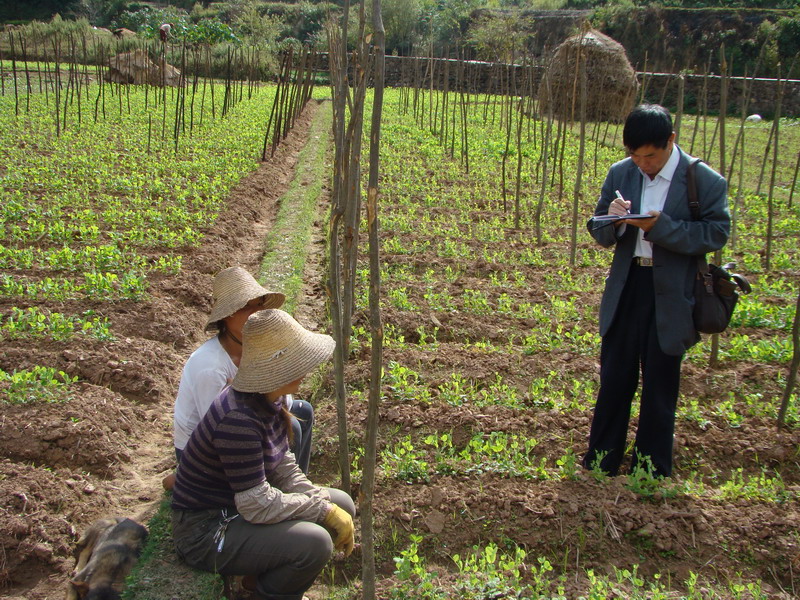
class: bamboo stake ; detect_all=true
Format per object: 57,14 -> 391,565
21,33 -> 31,113
570,30 -> 588,267
459,56 -> 469,172
53,36 -> 61,137
0,31 -> 5,97
731,113 -> 745,251
710,45 -> 728,369
638,52 -> 648,104
10,32 -> 19,116
674,73 -> 685,144
535,70 -> 555,246
362,2 -> 386,594
765,68 -> 784,273
777,289 -> 800,430
327,3 -> 353,495
788,149 -> 800,209
513,57 -> 528,228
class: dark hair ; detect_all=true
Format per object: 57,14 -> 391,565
623,104 -> 673,151
232,389 -> 294,443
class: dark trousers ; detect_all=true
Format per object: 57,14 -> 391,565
172,488 -> 355,600
288,400 -> 313,475
583,264 -> 684,477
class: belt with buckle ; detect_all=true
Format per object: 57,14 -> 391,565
633,257 -> 653,267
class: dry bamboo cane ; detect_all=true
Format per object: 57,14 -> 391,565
535,70 -> 555,247
728,46 -> 767,183
731,107 -> 746,251
0,31 -> 5,97
10,32 -> 19,116
362,2 -> 386,594
701,56 -> 713,156
53,37 -> 61,137
674,73 -> 685,143
777,289 -> 800,430
638,52 -> 648,104
190,47 -> 200,134
440,51 -> 449,145
432,57 -> 440,136
788,149 -> 800,209
342,25 -> 370,356
658,60 -> 675,106
710,45 -> 728,370
501,67 -> 512,212
765,69 -> 784,273
688,64 -> 706,156
570,33 -> 587,267
449,58 -> 458,158
94,41 -> 103,123
21,33 -> 31,113
513,56 -> 528,229
459,57 -> 469,172
273,54 -> 291,153
36,34 -> 43,96
207,45 -> 215,120
427,48 -> 435,130
327,3 -> 353,494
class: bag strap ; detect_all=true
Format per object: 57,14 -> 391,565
686,158 -> 704,221
686,158 -> 706,273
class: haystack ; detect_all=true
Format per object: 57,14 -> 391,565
112,28 -> 136,38
106,50 -> 182,87
538,29 -> 638,123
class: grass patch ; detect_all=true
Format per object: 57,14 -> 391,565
260,99 -> 332,313
121,499 -> 223,600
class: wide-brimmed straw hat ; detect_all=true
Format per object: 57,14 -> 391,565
205,267 -> 285,331
232,310 -> 335,394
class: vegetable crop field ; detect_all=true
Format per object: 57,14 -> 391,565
325,89 -> 800,598
1,69 -> 799,600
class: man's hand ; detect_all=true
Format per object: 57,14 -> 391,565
625,210 -> 660,232
608,196 -> 631,218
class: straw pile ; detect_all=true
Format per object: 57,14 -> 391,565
106,49 -> 182,87
538,28 -> 638,123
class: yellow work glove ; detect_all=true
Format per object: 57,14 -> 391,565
322,505 -> 355,557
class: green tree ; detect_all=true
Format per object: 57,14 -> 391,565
233,1 -> 282,45
2,0 -> 82,22
75,0 -> 129,26
379,0 -> 427,54
467,13 -> 529,62
430,0 -> 485,51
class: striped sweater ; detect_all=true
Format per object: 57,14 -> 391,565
171,389 -> 326,521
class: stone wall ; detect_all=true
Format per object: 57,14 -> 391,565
318,54 -> 800,117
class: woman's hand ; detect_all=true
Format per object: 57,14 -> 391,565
323,505 -> 355,556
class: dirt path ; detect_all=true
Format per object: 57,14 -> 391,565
0,100 -> 327,600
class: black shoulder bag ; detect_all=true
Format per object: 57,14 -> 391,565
687,159 -> 752,334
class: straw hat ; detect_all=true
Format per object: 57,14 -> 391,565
205,267 -> 285,331
232,310 -> 335,394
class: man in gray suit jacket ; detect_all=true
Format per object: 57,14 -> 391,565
583,104 -> 730,478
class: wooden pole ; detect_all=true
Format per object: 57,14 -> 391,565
765,69 -> 784,273
777,289 -> 800,430
362,2 -> 386,595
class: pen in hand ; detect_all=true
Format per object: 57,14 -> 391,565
615,190 -> 630,214
608,189 -> 631,219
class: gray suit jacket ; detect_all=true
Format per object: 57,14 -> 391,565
589,146 -> 730,356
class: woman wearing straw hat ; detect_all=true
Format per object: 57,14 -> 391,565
172,267 -> 315,474
171,310 -> 355,600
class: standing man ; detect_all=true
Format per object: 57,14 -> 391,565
583,104 -> 730,478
